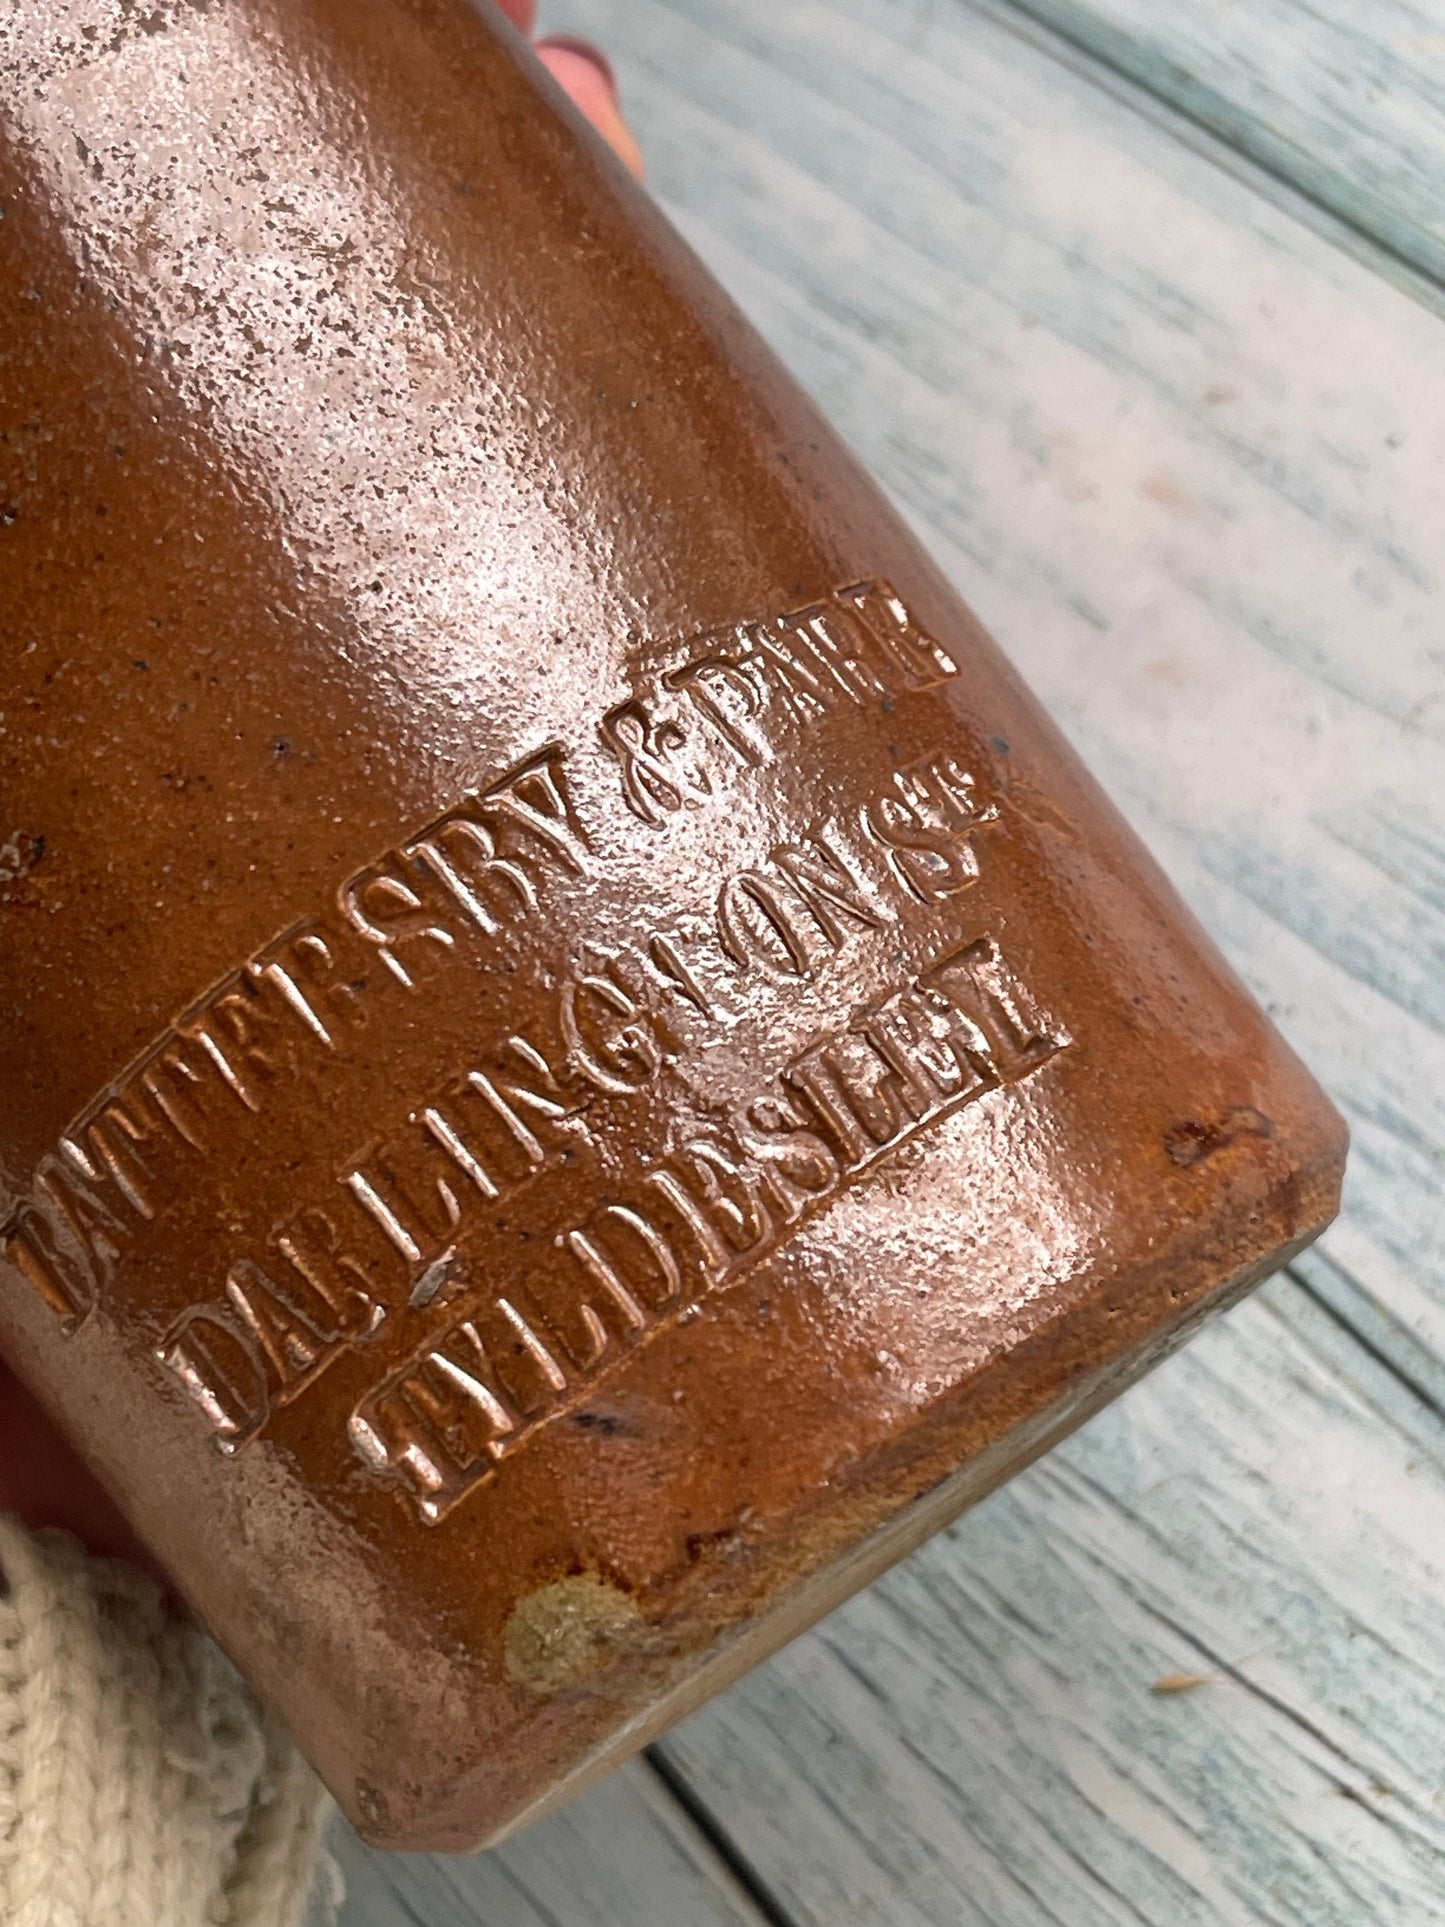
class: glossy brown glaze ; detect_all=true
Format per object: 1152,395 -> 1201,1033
0,0 -> 1345,1850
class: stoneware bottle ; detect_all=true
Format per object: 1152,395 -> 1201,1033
0,0 -> 1346,1850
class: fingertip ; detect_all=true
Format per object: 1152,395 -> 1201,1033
535,39 -> 644,178
534,32 -> 618,97
491,0 -> 538,34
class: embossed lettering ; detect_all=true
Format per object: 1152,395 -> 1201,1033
729,1093 -> 841,1223
923,937 -> 1067,1073
339,746 -> 589,985
770,833 -> 887,946
600,698 -> 713,825
480,744 -> 592,880
717,831 -> 891,980
560,963 -> 664,1096
864,754 -> 998,903
643,930 -> 716,1019
226,1256 -> 344,1391
185,966 -> 326,1109
157,1306 -> 270,1450
255,921 -> 376,1048
345,1115 -> 492,1269
612,584 -> 956,826
836,579 -> 957,689
274,1205 -> 386,1341
717,869 -> 815,977
406,814 -> 518,936
777,600 -> 889,706
592,1204 -> 686,1309
553,1207 -> 683,1362
339,857 -> 461,990
4,597 -> 1060,1528
2,1201 -> 96,1329
350,1318 -> 520,1521
30,1149 -> 128,1306
666,653 -> 771,769
346,930 -> 1069,1521
653,1139 -> 774,1275
137,1036 -> 216,1153
467,1034 -> 587,1173
74,1098 -> 160,1222
748,617 -> 837,726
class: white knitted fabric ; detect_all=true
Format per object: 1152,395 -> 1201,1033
0,1515 -> 339,1927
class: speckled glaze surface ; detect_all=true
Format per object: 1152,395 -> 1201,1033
0,0 -> 1345,1851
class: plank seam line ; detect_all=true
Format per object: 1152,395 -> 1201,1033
489,1851 -> 572,1927
1006,1474 -> 1398,1810
1284,1261 -> 1445,1429
364,1861 -> 433,1927
1123,1582 -> 1399,1797
642,1746 -> 802,1927
810,1611 -> 1151,1923
866,1702 -> 1124,1927
957,0 -> 1445,318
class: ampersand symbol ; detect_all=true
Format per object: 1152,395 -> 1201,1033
600,701 -> 710,826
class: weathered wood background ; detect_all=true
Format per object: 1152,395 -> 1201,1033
336,1 -> 1445,1920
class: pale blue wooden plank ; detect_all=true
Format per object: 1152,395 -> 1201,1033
656,1280 -> 1445,1926
990,0 -> 1445,288
1292,1243 -> 1445,1434
334,1759 -> 774,1927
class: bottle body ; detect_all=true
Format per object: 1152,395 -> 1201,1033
0,0 -> 1343,1847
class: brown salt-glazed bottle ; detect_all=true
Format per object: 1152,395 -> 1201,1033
0,0 -> 1345,1851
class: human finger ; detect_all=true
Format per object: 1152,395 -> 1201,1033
491,0 -> 538,34
536,35 -> 644,177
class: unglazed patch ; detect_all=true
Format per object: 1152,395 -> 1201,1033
503,1573 -> 648,1695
